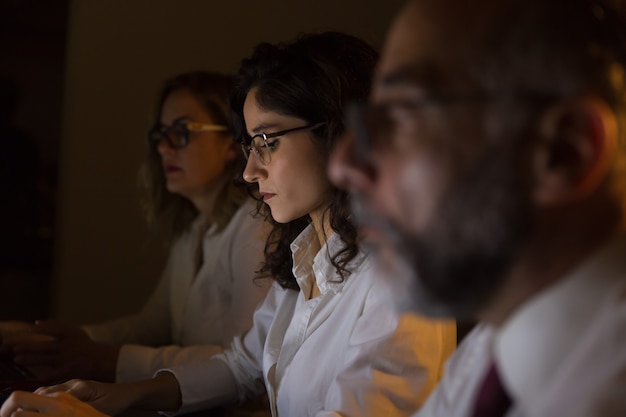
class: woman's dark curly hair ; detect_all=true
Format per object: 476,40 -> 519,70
231,32 -> 378,290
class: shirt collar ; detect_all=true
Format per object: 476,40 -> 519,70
290,224 -> 364,295
191,214 -> 218,238
495,233 -> 626,412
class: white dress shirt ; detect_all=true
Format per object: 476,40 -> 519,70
416,233 -> 626,417
83,200 -> 270,382
169,224 -> 456,417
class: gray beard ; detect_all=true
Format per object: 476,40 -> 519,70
352,144 -> 531,320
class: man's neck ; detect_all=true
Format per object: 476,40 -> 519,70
479,204 -> 622,326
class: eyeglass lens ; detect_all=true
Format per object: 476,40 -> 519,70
149,124 -> 189,149
241,136 -> 271,164
253,135 -> 272,164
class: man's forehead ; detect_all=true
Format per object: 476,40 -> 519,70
372,64 -> 446,102
373,50 -> 470,101
376,0 -> 509,93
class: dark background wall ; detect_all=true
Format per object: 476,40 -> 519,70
1,0 -> 405,324
0,0 -> 68,320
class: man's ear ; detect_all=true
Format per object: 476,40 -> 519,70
532,97 -> 617,206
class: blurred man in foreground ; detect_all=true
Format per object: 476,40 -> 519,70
330,0 -> 626,416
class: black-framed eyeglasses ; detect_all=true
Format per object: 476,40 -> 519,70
241,122 -> 325,165
148,121 -> 229,149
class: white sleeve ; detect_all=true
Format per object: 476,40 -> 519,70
115,343 -> 224,383
166,282 -> 284,415
218,208 -> 272,343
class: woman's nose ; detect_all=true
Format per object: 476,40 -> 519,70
242,153 -> 267,184
156,137 -> 174,156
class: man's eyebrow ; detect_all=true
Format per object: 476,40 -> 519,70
379,63 -> 445,90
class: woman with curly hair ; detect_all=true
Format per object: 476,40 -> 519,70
1,33 -> 455,417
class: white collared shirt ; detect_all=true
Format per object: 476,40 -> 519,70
416,234 -> 626,417
84,200 -> 270,382
170,224 -> 456,417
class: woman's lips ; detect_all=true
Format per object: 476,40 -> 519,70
260,192 -> 276,201
164,165 -> 181,174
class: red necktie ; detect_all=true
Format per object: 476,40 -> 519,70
471,363 -> 512,417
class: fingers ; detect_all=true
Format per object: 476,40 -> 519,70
1,410 -> 41,417
0,391 -> 65,417
63,381 -> 98,402
32,321 -> 64,337
0,322 -> 37,354
0,322 -> 36,337
1,391 -> 39,417
36,380 -> 97,403
32,321 -> 83,339
7,334 -> 57,352
0,390 -> 107,417
35,379 -> 81,396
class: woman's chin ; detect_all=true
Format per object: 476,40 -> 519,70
165,182 -> 181,194
165,181 -> 192,199
267,206 -> 301,224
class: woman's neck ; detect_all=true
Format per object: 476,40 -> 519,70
306,202 -> 333,300
309,202 -> 333,249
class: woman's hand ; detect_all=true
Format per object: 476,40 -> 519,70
0,321 -> 38,354
10,372 -> 183,416
7,320 -> 119,382
1,374 -> 180,417
34,379 -> 136,416
0,390 -> 109,417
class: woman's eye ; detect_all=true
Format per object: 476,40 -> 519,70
173,124 -> 189,135
387,102 -> 424,134
265,139 -> 280,149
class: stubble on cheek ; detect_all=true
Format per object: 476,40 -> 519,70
392,156 -> 447,235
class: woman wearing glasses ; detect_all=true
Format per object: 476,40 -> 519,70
0,34 -> 455,417
0,72 -> 269,386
